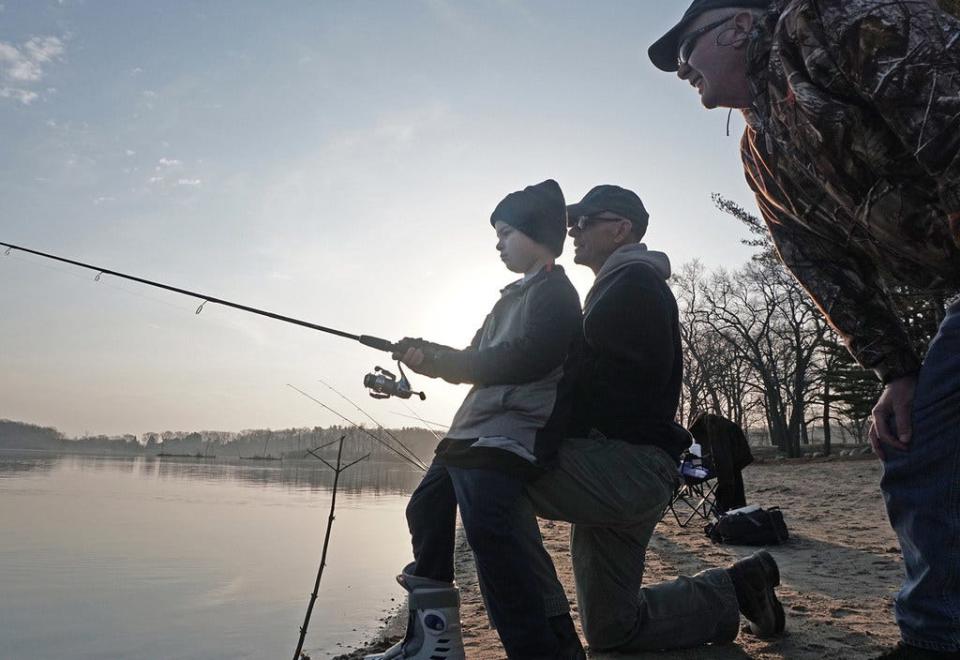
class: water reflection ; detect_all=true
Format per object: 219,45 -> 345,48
0,451 -> 422,660
0,450 -> 57,478
0,451 -> 426,495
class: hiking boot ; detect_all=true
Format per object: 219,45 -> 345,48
875,643 -> 960,659
548,613 -> 586,660
726,550 -> 785,638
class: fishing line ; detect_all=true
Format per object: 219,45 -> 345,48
2,250 -> 195,315
397,403 -> 447,443
316,377 -> 428,470
286,384 -> 426,472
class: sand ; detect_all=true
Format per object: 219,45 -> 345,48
336,453 -> 903,659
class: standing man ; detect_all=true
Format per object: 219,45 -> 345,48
518,185 -> 786,653
650,1 -> 960,658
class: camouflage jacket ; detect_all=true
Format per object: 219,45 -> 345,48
740,0 -> 960,382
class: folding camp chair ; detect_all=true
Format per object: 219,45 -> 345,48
666,445 -> 719,527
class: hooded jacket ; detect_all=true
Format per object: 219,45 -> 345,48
573,244 -> 690,461
419,265 -> 582,478
740,0 -> 960,383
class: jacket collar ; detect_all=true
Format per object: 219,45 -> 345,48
500,263 -> 560,297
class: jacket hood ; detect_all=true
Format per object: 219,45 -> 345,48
584,243 -> 672,316
743,1 -> 786,130
596,243 -> 672,281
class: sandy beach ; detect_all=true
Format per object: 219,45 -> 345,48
337,453 -> 903,660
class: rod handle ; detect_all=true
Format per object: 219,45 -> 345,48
358,334 -> 397,353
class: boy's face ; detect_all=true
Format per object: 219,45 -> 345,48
494,221 -> 548,274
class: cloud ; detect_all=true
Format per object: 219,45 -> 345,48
0,35 -> 65,104
0,86 -> 38,104
156,157 -> 181,169
177,178 -> 201,187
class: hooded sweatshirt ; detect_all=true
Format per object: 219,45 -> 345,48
572,243 -> 690,461
419,264 -> 582,478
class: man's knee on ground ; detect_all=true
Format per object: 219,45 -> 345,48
581,617 -> 636,653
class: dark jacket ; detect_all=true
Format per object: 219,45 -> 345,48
740,0 -> 960,383
416,265 -> 582,478
572,244 -> 690,462
689,413 -> 754,474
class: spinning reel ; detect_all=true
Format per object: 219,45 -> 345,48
363,362 -> 426,400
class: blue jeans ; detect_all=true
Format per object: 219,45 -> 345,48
881,302 -> 960,652
406,461 -> 559,659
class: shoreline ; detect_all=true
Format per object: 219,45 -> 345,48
336,453 -> 903,659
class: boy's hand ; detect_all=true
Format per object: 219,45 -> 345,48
392,337 -> 426,362
392,337 -> 442,377
400,346 -> 426,369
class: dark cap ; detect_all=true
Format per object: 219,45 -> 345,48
567,185 -> 649,238
490,179 -> 567,257
648,0 -> 770,72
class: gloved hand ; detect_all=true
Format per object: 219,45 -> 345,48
392,337 -> 450,378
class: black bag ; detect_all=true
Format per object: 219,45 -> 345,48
704,507 -> 789,546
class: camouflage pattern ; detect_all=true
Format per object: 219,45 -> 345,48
740,0 -> 960,382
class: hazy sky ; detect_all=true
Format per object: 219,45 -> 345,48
0,1 -> 761,437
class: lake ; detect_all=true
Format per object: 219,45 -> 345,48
0,450 -> 424,660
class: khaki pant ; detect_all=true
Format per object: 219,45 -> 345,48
517,436 -> 741,652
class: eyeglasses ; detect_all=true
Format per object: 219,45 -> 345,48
676,15 -> 736,67
569,215 -> 628,232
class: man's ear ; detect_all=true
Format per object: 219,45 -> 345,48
614,220 -> 635,244
730,11 -> 757,47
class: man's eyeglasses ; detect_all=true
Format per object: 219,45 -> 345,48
569,215 -> 628,232
676,15 -> 736,67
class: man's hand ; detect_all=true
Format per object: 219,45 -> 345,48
868,375 -> 918,460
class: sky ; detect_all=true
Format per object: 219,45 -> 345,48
0,1 -> 762,438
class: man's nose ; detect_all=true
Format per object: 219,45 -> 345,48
567,226 -> 578,238
677,62 -> 692,80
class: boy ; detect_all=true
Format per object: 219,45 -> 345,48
371,179 -> 582,660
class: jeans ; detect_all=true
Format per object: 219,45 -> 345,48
406,461 -> 559,659
881,302 -> 960,652
519,436 -> 741,651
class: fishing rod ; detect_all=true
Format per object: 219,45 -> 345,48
287,384 -> 427,472
396,403 -> 447,443
1,240 -> 427,401
1,240 -> 394,351
316,377 -> 428,470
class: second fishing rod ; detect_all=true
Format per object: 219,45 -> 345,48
1,240 -> 427,401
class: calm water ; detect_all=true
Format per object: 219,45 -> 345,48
0,450 -> 424,660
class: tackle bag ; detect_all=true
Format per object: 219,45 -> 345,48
704,505 -> 789,546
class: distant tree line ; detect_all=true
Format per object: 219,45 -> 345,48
673,196 -> 946,457
0,419 -> 438,466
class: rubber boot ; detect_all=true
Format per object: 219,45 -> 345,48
365,563 -> 465,660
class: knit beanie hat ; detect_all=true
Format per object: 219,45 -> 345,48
489,179 -> 567,257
